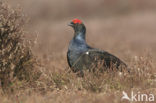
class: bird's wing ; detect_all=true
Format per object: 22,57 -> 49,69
87,49 -> 120,61
85,49 -> 127,68
67,47 -> 128,72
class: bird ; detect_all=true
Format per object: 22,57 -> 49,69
67,19 -> 128,76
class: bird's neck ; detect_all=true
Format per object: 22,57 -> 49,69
74,29 -> 86,42
69,30 -> 89,53
74,33 -> 85,42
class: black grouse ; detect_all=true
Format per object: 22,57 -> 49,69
67,19 -> 128,75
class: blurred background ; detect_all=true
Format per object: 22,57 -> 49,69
6,0 -> 156,69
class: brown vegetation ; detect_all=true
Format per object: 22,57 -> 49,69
0,2 -> 40,93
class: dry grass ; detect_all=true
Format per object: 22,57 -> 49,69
0,0 -> 156,103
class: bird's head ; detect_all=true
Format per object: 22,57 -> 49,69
68,19 -> 86,33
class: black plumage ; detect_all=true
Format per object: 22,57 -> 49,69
67,19 -> 128,74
